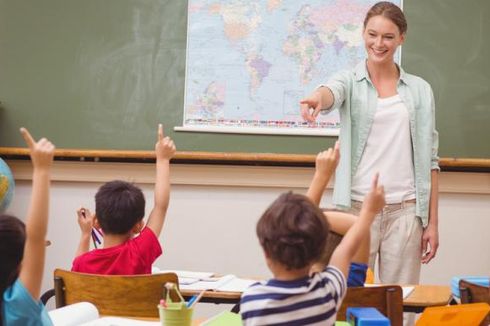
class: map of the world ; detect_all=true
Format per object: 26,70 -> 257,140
181,0 -> 401,136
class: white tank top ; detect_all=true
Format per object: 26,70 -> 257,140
351,94 -> 416,203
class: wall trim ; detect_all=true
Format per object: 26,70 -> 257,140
6,160 -> 490,194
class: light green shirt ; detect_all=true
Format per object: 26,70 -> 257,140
323,61 -> 439,226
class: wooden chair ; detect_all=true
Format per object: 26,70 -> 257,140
459,279 -> 490,326
52,268 -> 180,318
337,285 -> 403,326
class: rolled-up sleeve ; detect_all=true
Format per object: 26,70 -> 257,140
319,70 -> 349,113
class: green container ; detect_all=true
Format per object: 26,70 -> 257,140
158,302 -> 193,326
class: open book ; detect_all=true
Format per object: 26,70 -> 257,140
48,302 -> 160,326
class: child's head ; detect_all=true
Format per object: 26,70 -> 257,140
257,192 -> 330,271
95,180 -> 145,235
0,214 -> 26,292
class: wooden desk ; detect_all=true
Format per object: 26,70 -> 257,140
403,285 -> 453,313
181,284 -> 454,314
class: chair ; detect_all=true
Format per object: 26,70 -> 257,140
337,285 -> 403,326
459,279 -> 490,326
51,268 -> 180,318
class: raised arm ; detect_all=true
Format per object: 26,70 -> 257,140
300,86 -> 335,122
18,128 -> 55,299
75,207 -> 94,257
306,141 -> 339,206
329,174 -> 385,278
146,124 -> 176,237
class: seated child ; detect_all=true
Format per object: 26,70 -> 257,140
1,128 -> 55,325
72,124 -> 175,275
240,144 -> 385,325
306,142 -> 370,286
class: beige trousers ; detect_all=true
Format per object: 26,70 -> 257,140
351,201 -> 423,326
351,200 -> 422,285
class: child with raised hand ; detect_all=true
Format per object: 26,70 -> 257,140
307,142 -> 371,286
72,124 -> 175,275
240,172 -> 385,326
1,128 -> 55,325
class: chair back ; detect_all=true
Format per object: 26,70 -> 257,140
337,285 -> 403,326
53,268 -> 179,318
459,279 -> 490,326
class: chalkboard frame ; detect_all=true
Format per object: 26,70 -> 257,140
0,147 -> 489,172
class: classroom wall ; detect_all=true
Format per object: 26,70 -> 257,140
6,161 -> 490,316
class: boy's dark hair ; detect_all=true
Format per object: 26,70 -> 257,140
257,192 -> 330,270
95,180 -> 145,235
0,214 -> 26,322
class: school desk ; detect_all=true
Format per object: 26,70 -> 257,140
181,284 -> 454,314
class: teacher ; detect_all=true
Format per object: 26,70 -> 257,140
300,1 -> 439,289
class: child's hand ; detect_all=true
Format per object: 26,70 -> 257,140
315,141 -> 340,176
155,124 -> 176,160
362,173 -> 386,217
20,128 -> 55,170
77,207 -> 94,235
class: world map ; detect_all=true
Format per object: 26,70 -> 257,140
182,0 -> 401,135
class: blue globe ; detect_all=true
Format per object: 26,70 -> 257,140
0,158 -> 15,213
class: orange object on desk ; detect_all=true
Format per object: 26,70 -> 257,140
416,302 -> 490,326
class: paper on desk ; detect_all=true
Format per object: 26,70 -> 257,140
402,286 -> 414,299
179,274 -> 257,292
363,283 -> 415,299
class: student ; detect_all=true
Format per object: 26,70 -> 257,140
306,143 -> 370,286
72,124 -> 175,275
1,128 -> 55,325
240,174 -> 385,325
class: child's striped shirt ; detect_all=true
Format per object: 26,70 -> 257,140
240,266 -> 346,326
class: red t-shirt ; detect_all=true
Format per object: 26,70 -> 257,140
72,227 -> 162,275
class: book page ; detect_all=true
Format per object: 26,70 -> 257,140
48,302 -> 99,326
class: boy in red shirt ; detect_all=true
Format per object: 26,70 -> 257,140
72,124 -> 175,275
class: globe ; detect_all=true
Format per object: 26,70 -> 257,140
0,158 -> 15,213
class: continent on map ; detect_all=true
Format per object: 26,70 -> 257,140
208,2 -> 262,43
282,0 -> 367,84
245,54 -> 272,95
187,82 -> 226,119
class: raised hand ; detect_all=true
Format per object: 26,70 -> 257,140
20,128 -> 55,169
77,207 -> 94,235
315,141 -> 340,177
362,173 -> 386,218
155,124 -> 176,161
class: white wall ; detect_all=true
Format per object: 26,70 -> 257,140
6,160 -> 490,316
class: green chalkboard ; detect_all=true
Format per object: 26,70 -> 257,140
0,0 -> 489,158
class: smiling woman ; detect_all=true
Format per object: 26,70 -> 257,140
299,0 -> 439,301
